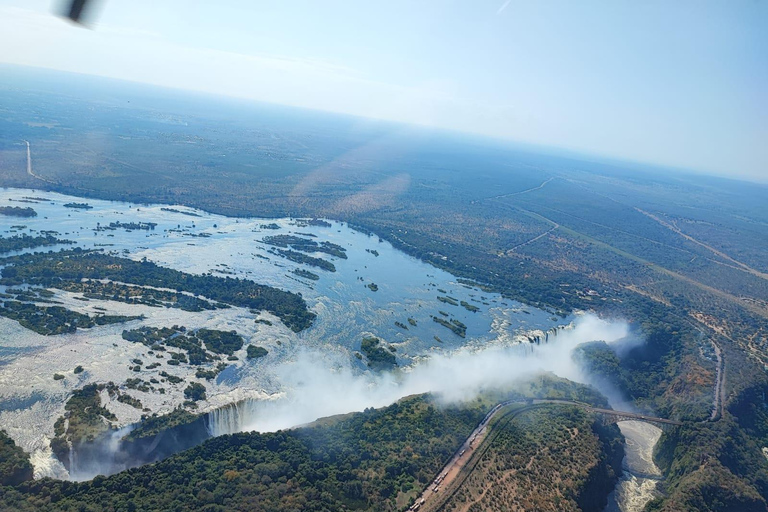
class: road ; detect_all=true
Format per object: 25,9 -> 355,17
635,207 -> 768,281
709,339 -> 725,421
412,400 -> 526,511
410,400 -> 682,511
483,177 -> 554,201
22,140 -> 57,185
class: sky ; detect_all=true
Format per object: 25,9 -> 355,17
0,0 -> 766,182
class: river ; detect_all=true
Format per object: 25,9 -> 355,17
604,420 -> 663,512
0,187 -> 587,478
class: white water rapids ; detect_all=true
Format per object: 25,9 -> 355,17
604,420 -> 663,512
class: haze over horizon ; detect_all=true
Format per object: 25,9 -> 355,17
0,0 -> 765,183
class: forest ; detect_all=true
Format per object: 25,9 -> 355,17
0,249 -> 315,332
0,206 -> 37,217
0,383 -> 623,512
0,234 -> 72,253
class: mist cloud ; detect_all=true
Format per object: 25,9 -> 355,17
233,313 -> 631,434
60,313 -> 635,480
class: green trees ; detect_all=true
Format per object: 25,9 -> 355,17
197,329 -> 243,355
0,300 -> 142,336
0,395 -> 485,512
246,345 -> 268,359
0,250 -> 316,332
184,382 -> 207,402
0,234 -> 72,253
360,337 -> 396,370
0,206 -> 36,217
263,234 -> 347,259
0,431 -> 33,486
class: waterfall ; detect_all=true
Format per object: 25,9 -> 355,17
67,443 -> 74,474
206,399 -> 260,436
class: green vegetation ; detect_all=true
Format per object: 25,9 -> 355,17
246,345 -> 268,359
125,378 -> 151,393
2,84 -> 767,510
123,326 -> 236,366
183,382 -> 207,402
295,218 -> 332,228
96,221 -> 157,231
459,300 -> 479,312
432,316 -> 467,338
360,336 -> 397,370
1,395 -> 485,512
0,382 -> 623,512
125,407 -> 200,442
51,383 -> 119,466
53,373 -> 64,381
292,268 -> 320,281
0,250 -> 315,331
160,371 -> 183,384
0,206 -> 36,217
0,234 -> 72,253
437,295 -> 458,306
270,248 -> 336,272
53,279 -> 225,311
73,365 -> 83,374
264,234 -> 347,259
195,363 -> 228,381
117,394 -> 143,409
63,202 -> 92,209
407,317 -> 417,327
0,297 -> 143,335
448,406 -> 622,512
648,415 -> 768,512
394,321 -> 408,330
196,329 -> 243,355
161,207 -> 201,217
0,430 -> 33,486
366,282 -> 378,291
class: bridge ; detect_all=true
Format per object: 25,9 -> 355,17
412,399 -> 683,511
533,399 -> 683,430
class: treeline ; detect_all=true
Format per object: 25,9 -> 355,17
0,234 -> 72,253
56,280 -> 226,312
0,206 -> 36,217
0,300 -> 141,336
0,249 -> 315,332
263,234 -> 347,259
0,431 -> 33,486
270,248 -> 336,272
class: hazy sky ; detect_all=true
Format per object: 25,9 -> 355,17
0,0 -> 766,181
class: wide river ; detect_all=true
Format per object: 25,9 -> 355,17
0,188 -> 580,478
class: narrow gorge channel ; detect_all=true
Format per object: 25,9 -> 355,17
604,420 -> 663,512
